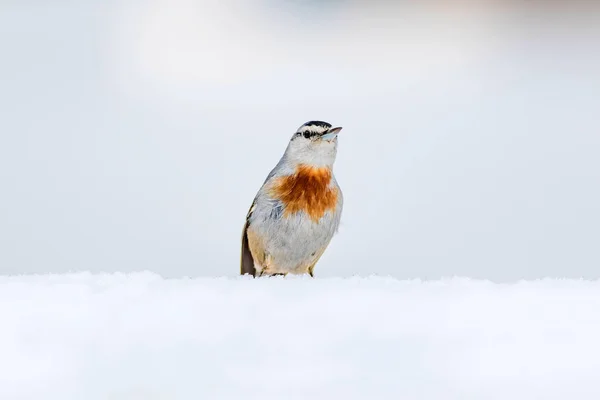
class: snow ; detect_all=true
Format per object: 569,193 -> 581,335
1,273 -> 600,400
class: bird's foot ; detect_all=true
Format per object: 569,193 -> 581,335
258,270 -> 287,278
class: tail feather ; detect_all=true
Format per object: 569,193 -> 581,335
240,221 -> 256,277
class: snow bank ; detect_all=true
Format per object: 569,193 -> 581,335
1,272 -> 599,400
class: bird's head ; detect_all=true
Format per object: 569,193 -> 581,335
284,121 -> 342,167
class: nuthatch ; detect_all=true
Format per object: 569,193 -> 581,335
241,121 -> 343,277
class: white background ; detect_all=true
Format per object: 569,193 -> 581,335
1,1 -> 599,280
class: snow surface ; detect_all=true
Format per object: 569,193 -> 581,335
2,272 -> 600,400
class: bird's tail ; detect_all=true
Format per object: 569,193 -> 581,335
240,223 -> 256,277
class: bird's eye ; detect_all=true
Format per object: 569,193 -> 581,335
303,131 -> 311,139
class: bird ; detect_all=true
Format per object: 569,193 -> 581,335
240,120 -> 343,277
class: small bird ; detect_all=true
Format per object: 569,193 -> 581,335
241,121 -> 343,277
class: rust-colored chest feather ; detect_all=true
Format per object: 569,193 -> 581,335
269,165 -> 338,222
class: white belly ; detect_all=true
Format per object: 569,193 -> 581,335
267,210 -> 340,273
249,201 -> 342,275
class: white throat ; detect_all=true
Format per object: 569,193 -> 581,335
284,139 -> 337,168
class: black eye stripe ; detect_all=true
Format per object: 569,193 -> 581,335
294,124 -> 329,140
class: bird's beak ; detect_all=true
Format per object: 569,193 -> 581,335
321,126 -> 342,141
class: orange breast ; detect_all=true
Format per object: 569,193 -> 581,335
270,164 -> 338,222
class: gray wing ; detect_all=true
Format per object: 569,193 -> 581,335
240,201 -> 257,276
240,163 -> 285,277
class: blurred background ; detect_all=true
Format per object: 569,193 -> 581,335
1,1 -> 598,280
